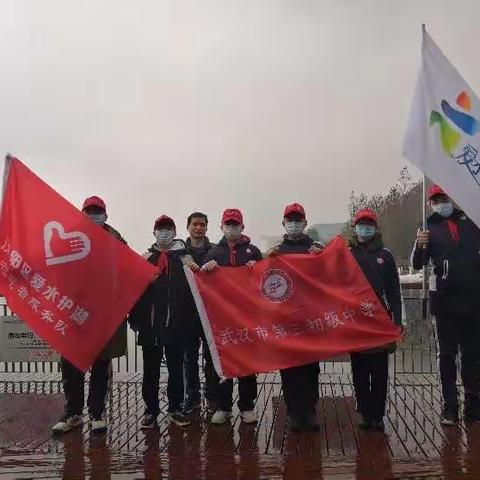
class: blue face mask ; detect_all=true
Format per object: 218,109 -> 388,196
355,224 -> 376,242
432,202 -> 453,218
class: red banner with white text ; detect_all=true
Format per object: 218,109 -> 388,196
0,156 -> 156,371
186,236 -> 401,378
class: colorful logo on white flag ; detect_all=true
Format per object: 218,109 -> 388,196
430,91 -> 480,184
403,27 -> 480,228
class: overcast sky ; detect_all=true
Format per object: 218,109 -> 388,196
1,1 -> 479,250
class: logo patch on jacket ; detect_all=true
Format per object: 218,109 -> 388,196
377,257 -> 384,264
246,248 -> 251,254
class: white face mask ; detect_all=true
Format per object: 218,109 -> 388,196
154,229 -> 175,246
88,213 -> 107,226
285,221 -> 305,237
432,202 -> 454,218
222,224 -> 243,241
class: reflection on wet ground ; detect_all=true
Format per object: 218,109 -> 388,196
2,372 -> 480,479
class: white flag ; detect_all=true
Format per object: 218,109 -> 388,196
403,26 -> 480,227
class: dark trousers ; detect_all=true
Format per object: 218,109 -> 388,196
435,312 -> 480,410
210,369 -> 257,412
61,357 -> 110,418
350,351 -> 389,422
184,331 -> 215,403
142,343 -> 184,416
280,362 -> 320,417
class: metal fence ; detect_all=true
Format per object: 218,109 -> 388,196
1,293 -> 437,376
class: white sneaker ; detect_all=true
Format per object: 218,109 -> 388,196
241,410 -> 257,424
211,410 -> 232,425
90,417 -> 107,433
52,414 -> 83,433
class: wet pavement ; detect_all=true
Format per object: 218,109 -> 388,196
2,372 -> 480,479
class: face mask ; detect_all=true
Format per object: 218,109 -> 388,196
355,224 -> 376,242
285,221 -> 305,236
432,202 -> 453,218
155,229 -> 175,245
222,225 -> 243,241
88,213 -> 107,226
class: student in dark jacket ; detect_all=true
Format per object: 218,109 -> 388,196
349,208 -> 403,432
183,211 -> 215,414
266,203 -> 322,432
201,208 -> 262,425
52,196 -> 128,435
412,184 -> 480,425
129,215 -> 193,429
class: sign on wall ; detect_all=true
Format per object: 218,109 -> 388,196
0,315 -> 59,362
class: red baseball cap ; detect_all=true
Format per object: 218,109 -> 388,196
354,208 -> 378,225
428,184 -> 447,200
154,215 -> 176,229
284,203 -> 306,219
82,196 -> 106,212
221,208 -> 243,224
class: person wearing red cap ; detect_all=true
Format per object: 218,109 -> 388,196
349,208 -> 402,432
52,196 -> 127,435
129,215 -> 194,429
82,196 -> 107,224
201,208 -> 263,425
412,185 -> 480,425
266,203 -> 322,431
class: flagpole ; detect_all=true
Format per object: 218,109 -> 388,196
422,174 -> 428,319
1,153 -> 13,213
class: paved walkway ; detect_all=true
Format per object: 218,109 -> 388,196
1,372 -> 480,479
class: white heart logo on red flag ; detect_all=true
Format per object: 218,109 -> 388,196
44,221 -> 91,266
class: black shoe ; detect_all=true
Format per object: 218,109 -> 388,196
464,400 -> 480,422
206,399 -> 217,414
371,419 -> 385,432
358,417 -> 373,430
303,413 -> 320,431
441,407 -> 459,426
183,397 -> 201,415
141,414 -> 158,429
169,412 -> 191,427
289,415 -> 305,432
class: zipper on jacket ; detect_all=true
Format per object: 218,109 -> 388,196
150,303 -> 156,346
166,263 -> 171,327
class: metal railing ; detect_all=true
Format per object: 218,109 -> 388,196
1,294 -> 436,376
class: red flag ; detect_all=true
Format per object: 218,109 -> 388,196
0,156 -> 156,371
186,236 -> 401,378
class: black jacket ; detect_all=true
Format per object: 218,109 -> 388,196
185,237 -> 214,265
98,224 -> 128,360
184,237 -> 214,332
275,234 -> 322,254
128,240 -> 192,346
349,234 -> 402,328
412,209 -> 480,309
203,235 -> 263,266
104,224 -> 126,245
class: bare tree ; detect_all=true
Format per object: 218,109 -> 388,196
343,167 -> 421,263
